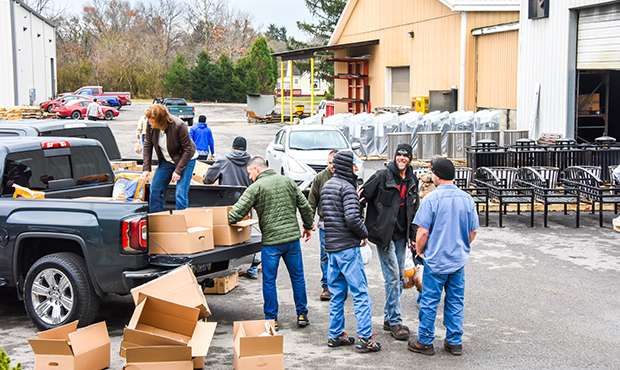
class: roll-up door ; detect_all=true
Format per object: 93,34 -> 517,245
476,30 -> 518,109
578,3 -> 620,70
391,67 -> 410,106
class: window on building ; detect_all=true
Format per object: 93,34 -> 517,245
313,79 -> 321,89
294,78 -> 299,85
529,0 -> 549,19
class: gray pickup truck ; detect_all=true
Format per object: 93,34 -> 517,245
163,98 -> 195,126
0,136 -> 260,330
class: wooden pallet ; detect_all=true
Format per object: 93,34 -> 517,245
360,155 -> 388,161
0,106 -> 47,120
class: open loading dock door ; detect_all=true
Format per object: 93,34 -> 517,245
576,3 -> 620,142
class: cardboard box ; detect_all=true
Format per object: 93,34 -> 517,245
148,208 -> 213,232
127,295 -> 216,358
149,227 -> 214,254
28,321 -> 110,370
578,93 -> 600,114
192,161 -> 212,184
111,161 -> 138,171
124,346 -> 193,370
130,265 -> 211,319
121,328 -> 186,358
204,273 -> 239,294
208,206 -> 257,246
233,320 -> 283,370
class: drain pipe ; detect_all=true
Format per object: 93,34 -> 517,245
10,0 -> 19,105
459,11 -> 466,111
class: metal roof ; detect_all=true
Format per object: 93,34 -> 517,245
271,40 -> 379,61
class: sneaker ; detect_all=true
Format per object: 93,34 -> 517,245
383,321 -> 410,332
320,287 -> 331,301
388,324 -> 410,340
297,313 -> 310,327
244,273 -> 258,280
444,338 -> 462,356
327,332 -> 355,347
407,338 -> 435,355
273,319 -> 279,331
356,334 -> 381,352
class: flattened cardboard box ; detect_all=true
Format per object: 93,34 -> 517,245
123,346 -> 193,370
28,321 -> 110,370
204,273 -> 238,294
127,295 -> 216,358
149,227 -> 213,254
130,265 -> 211,318
233,320 -> 283,370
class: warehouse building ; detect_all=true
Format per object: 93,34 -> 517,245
0,0 -> 57,106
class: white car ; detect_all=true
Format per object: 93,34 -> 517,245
265,125 -> 364,193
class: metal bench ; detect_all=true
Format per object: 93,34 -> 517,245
474,166 -> 534,227
560,166 -> 620,227
515,167 -> 580,228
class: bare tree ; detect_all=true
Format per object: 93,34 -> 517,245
186,0 -> 226,54
21,0 -> 68,21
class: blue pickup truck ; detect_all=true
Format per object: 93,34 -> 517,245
0,136 -> 260,330
163,98 -> 196,126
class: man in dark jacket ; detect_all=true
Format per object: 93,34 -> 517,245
228,156 -> 313,330
307,149 -> 338,301
359,143 -> 419,341
203,136 -> 251,187
321,151 -> 380,352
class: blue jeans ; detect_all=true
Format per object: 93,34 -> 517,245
328,247 -> 373,339
319,229 -> 328,288
417,261 -> 465,345
149,159 -> 196,213
261,240 -> 308,319
376,238 -> 407,325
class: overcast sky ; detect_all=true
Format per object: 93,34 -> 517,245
61,0 -> 315,41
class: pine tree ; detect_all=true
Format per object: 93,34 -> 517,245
162,54 -> 191,99
190,51 -> 215,102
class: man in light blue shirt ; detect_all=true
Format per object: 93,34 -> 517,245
408,157 -> 479,356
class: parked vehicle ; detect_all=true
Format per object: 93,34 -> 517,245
59,86 -> 131,106
70,89 -> 121,109
163,98 -> 195,126
0,136 -> 261,330
40,95 -> 89,113
50,99 -> 119,121
265,125 -> 364,193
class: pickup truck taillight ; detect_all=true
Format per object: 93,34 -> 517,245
122,216 -> 147,253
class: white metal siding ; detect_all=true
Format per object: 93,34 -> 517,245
577,3 -> 620,69
14,4 -> 34,106
0,0 -> 15,105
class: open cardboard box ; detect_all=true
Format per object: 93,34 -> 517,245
127,295 -> 216,359
208,206 -> 257,246
130,265 -> 211,319
148,208 -> 214,254
123,346 -> 193,370
28,321 -> 110,370
233,320 -> 283,370
203,273 -> 238,295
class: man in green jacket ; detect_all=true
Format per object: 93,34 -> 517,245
229,156 -> 314,330
308,150 -> 338,301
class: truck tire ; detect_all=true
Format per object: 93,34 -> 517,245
104,111 -> 114,120
71,111 -> 81,120
24,252 -> 100,331
187,118 -> 193,126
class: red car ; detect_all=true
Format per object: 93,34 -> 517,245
50,99 -> 119,120
40,95 -> 90,113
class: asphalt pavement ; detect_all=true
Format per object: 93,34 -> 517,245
1,103 -> 619,369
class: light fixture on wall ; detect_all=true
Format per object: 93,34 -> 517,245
408,31 -> 414,38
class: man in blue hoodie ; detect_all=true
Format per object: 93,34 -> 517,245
189,115 -> 215,160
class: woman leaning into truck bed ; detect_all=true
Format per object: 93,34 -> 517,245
141,104 -> 197,213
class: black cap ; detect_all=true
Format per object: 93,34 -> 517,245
431,157 -> 455,180
395,143 -> 413,160
198,115 -> 207,123
232,136 -> 247,151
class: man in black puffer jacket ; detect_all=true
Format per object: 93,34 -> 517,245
321,151 -> 381,353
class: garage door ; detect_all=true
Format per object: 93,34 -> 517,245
391,67 -> 410,106
578,3 -> 620,70
476,30 -> 518,109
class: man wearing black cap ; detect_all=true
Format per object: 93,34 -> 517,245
203,136 -> 251,187
189,115 -> 215,160
408,157 -> 478,356
359,143 -> 419,341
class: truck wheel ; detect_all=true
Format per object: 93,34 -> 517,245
116,104 -> 121,111
104,111 -> 114,120
70,111 -> 81,120
187,118 -> 193,126
24,252 -> 100,331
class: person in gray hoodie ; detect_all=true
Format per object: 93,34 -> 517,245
203,136 -> 252,187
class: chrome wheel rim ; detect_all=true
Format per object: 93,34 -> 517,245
31,268 -> 74,325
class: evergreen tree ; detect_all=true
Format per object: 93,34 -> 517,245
190,51 -> 215,102
162,54 -> 191,99
247,37 -> 278,94
296,0 -> 346,41
212,54 -> 237,102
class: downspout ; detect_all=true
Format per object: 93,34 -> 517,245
10,0 -> 19,105
459,11 -> 467,111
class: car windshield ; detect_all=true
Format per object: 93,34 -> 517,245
288,130 -> 349,150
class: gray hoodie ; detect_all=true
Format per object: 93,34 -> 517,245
203,150 -> 252,187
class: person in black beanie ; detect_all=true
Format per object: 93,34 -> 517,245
359,143 -> 419,341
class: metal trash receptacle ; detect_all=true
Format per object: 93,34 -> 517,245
503,130 -> 529,146
475,130 -> 500,145
387,132 -> 412,161
417,132 -> 442,160
447,131 -> 471,160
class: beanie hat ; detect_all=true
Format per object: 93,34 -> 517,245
198,115 -> 207,123
232,136 -> 247,151
431,157 -> 455,181
395,143 -> 413,160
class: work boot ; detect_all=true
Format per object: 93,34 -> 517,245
444,338 -> 462,356
355,334 -> 381,353
273,319 -> 279,331
387,324 -> 410,340
320,287 -> 331,301
327,332 -> 355,347
408,339 -> 435,355
297,313 -> 310,327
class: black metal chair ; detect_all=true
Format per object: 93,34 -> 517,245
455,167 -> 489,227
515,167 -> 580,228
473,166 -> 534,227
